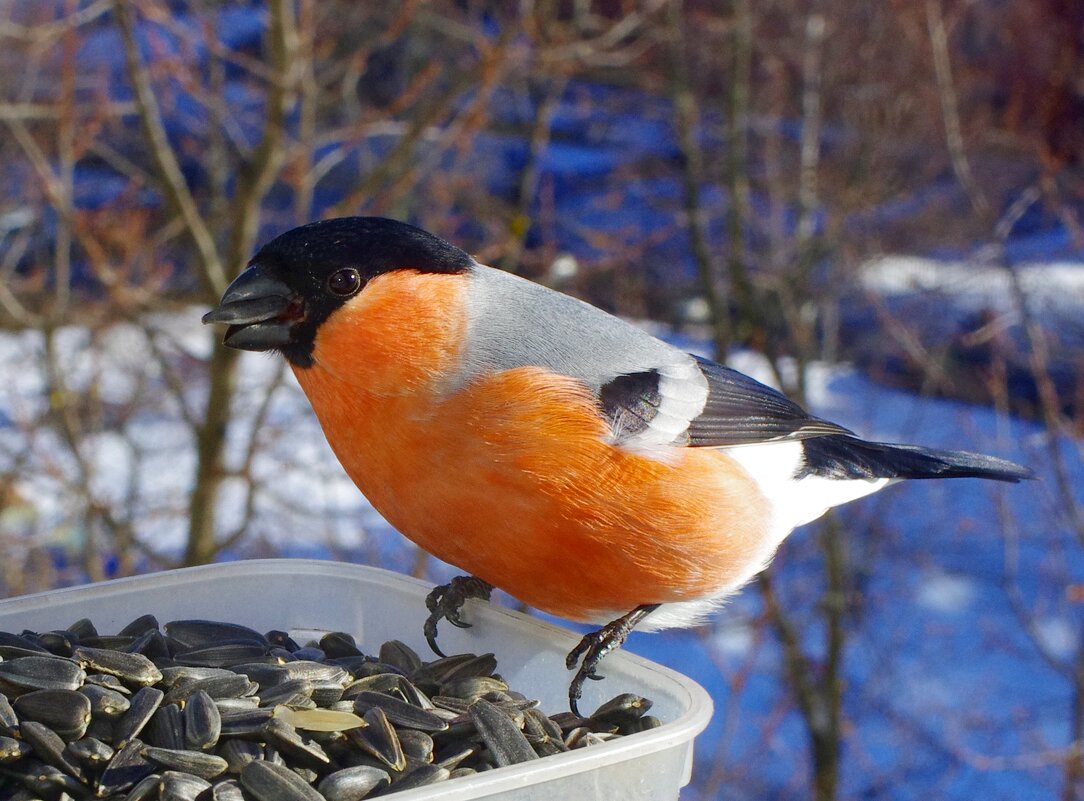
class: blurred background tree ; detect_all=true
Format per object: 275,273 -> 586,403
0,1 -> 1080,798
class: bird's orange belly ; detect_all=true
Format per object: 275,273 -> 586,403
294,365 -> 773,623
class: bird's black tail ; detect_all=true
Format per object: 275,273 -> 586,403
799,435 -> 1034,482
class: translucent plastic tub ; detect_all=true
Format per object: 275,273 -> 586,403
0,559 -> 713,800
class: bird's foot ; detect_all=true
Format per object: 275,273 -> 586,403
565,604 -> 659,716
423,575 -> 493,657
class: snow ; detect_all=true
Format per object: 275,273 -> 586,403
712,620 -> 757,657
860,254 -> 1084,316
1035,617 -> 1078,661
915,571 -> 977,613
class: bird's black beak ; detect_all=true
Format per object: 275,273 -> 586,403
201,265 -> 303,351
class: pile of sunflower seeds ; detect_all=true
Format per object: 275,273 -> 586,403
0,616 -> 659,800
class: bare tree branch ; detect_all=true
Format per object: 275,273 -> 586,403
925,0 -> 990,217
0,0 -> 110,42
225,0 -> 300,276
114,0 -> 227,297
667,0 -> 732,352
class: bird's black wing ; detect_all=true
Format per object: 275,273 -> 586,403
685,356 -> 852,446
599,354 -> 852,448
598,355 -> 1033,482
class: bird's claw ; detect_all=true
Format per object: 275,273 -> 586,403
423,575 -> 493,657
566,623 -> 625,716
565,604 -> 659,716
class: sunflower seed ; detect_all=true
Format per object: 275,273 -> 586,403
82,634 -> 140,650
438,653 -> 499,684
145,702 -> 186,750
14,689 -> 91,741
73,646 -> 163,687
142,746 -> 228,780
410,653 -> 481,688
124,772 -> 163,801
563,725 -> 591,749
346,707 -> 404,771
167,674 -> 257,707
87,716 -> 116,742
341,673 -> 402,700
86,672 -> 132,694
99,739 -> 157,797
377,641 -> 422,675
316,765 -> 390,801
214,696 -> 261,713
524,707 -> 564,742
184,689 -> 221,751
440,675 -> 509,700
64,735 -> 114,766
173,643 -> 272,668
119,614 -> 161,638
240,760 -> 323,801
126,628 -> 172,660
278,662 -> 350,687
468,698 -> 538,767
265,630 -> 301,652
219,738 -> 264,774
397,729 -> 435,763
0,692 -> 18,735
352,692 -> 448,732
434,742 -> 476,771
392,763 -> 451,791
0,630 -> 50,659
66,618 -> 98,641
333,657 -> 398,680
80,683 -> 131,718
319,632 -> 362,660
159,769 -> 213,801
17,760 -> 85,797
35,630 -> 77,657
548,711 -> 589,732
218,707 -> 274,738
0,734 -> 31,763
588,692 -> 652,729
19,720 -> 84,778
261,717 -> 331,768
257,678 -> 314,708
164,621 -> 269,652
212,777 -> 246,801
0,656 -> 85,695
114,687 -> 165,747
627,714 -> 662,734
159,666 -> 237,690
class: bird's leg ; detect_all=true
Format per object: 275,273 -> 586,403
423,575 -> 494,657
565,603 -> 660,715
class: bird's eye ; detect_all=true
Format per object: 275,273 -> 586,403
327,268 -> 362,297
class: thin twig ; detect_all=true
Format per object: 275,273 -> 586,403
114,0 -> 227,296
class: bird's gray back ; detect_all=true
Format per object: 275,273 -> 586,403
458,264 -> 690,391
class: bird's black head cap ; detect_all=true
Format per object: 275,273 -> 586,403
206,217 -> 473,367
254,216 -> 473,283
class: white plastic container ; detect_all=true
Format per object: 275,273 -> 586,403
0,559 -> 712,800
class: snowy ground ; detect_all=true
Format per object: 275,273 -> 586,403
861,255 -> 1084,316
0,257 -> 1080,798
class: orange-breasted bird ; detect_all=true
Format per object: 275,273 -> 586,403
203,217 -> 1032,712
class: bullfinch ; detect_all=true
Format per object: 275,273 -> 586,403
203,217 -> 1032,711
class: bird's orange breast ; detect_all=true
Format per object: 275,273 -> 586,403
293,270 -> 773,622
